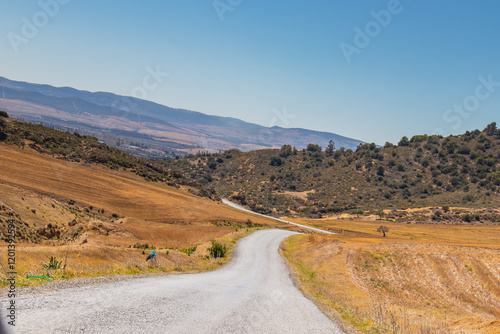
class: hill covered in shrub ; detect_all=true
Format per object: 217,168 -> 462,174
162,123 -> 500,220
0,113 -> 218,200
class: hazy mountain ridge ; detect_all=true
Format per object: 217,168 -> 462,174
0,76 -> 363,155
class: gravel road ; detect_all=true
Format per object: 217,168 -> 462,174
222,199 -> 335,234
8,229 -> 343,333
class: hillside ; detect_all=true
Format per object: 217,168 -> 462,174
0,111 -> 306,287
0,115 -> 217,199
162,123 -> 500,222
0,76 -> 363,156
0,114 -> 289,246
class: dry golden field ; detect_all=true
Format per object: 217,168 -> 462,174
0,143 -> 288,285
2,229 -> 255,287
0,144 -> 285,223
282,218 -> 500,334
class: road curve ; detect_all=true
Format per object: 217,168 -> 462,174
12,230 -> 343,333
222,198 -> 335,234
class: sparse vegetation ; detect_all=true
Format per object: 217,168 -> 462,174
376,225 -> 389,237
163,122 -> 500,221
208,241 -> 227,258
0,118 -> 219,200
42,256 -> 65,270
1,117 -> 499,334
282,225 -> 500,334
179,246 -> 197,256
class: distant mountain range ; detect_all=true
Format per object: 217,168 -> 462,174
0,76 -> 363,155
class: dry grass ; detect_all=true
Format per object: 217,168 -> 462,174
0,227 -> 258,287
0,143 -> 285,225
0,143 -> 290,286
282,218 -> 500,334
282,189 -> 316,201
291,218 -> 500,248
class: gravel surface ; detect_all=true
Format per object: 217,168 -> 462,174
5,229 -> 343,333
222,199 -> 335,234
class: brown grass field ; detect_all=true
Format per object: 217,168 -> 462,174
0,143 -> 289,285
3,229 -> 256,287
282,218 -> 500,334
0,144 -> 283,223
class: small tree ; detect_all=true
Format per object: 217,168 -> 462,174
306,143 -> 322,152
398,136 -> 410,147
353,209 -> 364,218
484,122 -> 497,136
377,225 -> 389,237
377,165 -> 385,176
270,156 -> 283,166
0,118 -> 8,141
325,140 -> 335,156
280,144 -> 292,157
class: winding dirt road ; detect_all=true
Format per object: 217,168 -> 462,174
12,230 -> 342,333
222,199 -> 335,234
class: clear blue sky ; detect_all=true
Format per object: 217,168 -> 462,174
1,1 -> 499,144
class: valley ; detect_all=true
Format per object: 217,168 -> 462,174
2,2 -> 498,333
0,114 -> 499,333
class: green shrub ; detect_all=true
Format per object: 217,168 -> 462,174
280,144 -> 292,157
208,241 -> 227,258
270,157 -> 283,166
306,143 -> 321,152
398,136 -> 409,146
180,246 -> 197,256
42,256 -> 65,270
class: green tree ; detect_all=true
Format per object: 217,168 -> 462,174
377,225 -> 389,237
484,122 -> 497,136
0,117 -> 7,141
280,144 -> 292,157
377,165 -> 385,176
398,136 -> 410,146
270,156 -> 283,166
487,171 -> 500,186
306,143 -> 321,152
325,140 -> 335,156
0,110 -> 9,118
410,134 -> 428,143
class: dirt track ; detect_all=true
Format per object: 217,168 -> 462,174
8,230 -> 343,333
